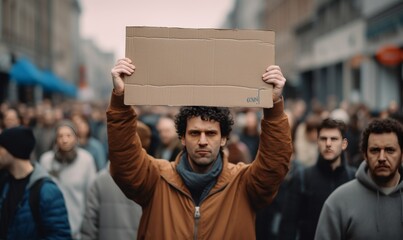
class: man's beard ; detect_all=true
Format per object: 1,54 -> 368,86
370,166 -> 400,186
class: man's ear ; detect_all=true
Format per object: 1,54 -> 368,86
181,137 -> 186,146
220,137 -> 227,147
341,138 -> 348,151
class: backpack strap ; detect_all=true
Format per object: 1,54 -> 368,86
29,178 -> 47,238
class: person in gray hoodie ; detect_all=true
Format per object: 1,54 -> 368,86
315,118 -> 403,240
80,121 -> 150,240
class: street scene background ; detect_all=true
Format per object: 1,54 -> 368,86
0,0 -> 402,239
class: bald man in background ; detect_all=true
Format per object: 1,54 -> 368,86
154,116 -> 182,162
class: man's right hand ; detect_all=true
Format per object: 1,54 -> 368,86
111,58 -> 135,95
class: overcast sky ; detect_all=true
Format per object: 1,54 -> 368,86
80,0 -> 234,59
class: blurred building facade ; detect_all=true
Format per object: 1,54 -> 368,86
0,0 -> 113,105
223,0 -> 403,111
0,0 -> 82,104
265,0 -> 316,95
79,39 -> 114,102
295,0 -> 403,111
222,0 -> 267,29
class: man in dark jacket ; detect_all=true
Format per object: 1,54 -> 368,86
279,118 -> 356,240
0,126 -> 71,240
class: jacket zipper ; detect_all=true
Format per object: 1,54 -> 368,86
192,185 -> 227,240
194,206 -> 201,240
162,176 -> 228,239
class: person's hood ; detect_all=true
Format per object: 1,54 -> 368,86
356,161 -> 403,232
27,162 -> 50,188
356,161 -> 403,193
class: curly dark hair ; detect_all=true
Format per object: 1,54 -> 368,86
360,118 -> 403,154
175,106 -> 234,140
317,118 -> 347,138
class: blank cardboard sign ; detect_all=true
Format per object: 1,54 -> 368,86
124,26 -> 274,108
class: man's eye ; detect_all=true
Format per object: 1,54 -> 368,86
369,148 -> 380,153
385,148 -> 395,154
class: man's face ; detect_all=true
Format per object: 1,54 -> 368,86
317,128 -> 347,163
0,146 -> 13,169
181,117 -> 227,173
4,109 -> 20,129
56,126 -> 77,152
366,133 -> 402,186
157,118 -> 177,146
72,117 -> 89,139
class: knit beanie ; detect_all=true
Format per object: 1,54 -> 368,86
56,119 -> 78,136
0,126 -> 36,159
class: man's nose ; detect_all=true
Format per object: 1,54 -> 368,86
198,133 -> 208,145
379,149 -> 386,161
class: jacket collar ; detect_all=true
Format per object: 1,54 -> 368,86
316,152 -> 348,174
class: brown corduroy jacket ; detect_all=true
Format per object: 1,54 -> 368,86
107,92 -> 292,240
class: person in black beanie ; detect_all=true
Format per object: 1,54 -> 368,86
0,126 -> 71,240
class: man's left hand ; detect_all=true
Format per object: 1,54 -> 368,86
262,65 -> 286,102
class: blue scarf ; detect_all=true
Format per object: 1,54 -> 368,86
176,152 -> 223,205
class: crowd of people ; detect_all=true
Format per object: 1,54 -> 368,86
0,58 -> 402,239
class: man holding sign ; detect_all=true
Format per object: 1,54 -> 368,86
106,55 -> 292,239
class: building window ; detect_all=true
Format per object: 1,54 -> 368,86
352,67 -> 361,91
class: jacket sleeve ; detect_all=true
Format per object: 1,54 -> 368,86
245,98 -> 292,208
106,91 -> 160,206
81,175 -> 101,240
40,181 -> 72,239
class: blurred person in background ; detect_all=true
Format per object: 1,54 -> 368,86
33,108 -> 57,161
345,113 -> 363,168
315,118 -> 403,240
154,116 -> 182,162
137,105 -> 180,157
225,134 -> 252,164
72,114 -> 107,171
16,103 -> 36,128
81,121 -> 150,240
107,58 -> 291,239
293,114 -> 322,167
39,120 -> 96,239
89,104 -> 109,157
239,109 -> 260,159
0,126 -> 71,239
279,118 -> 356,240
287,99 -> 307,141
3,108 -> 22,129
255,108 -> 300,240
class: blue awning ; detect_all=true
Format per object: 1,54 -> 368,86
42,71 -> 77,97
10,58 -> 77,98
9,58 -> 45,86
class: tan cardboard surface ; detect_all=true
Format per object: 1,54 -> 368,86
124,26 -> 275,108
